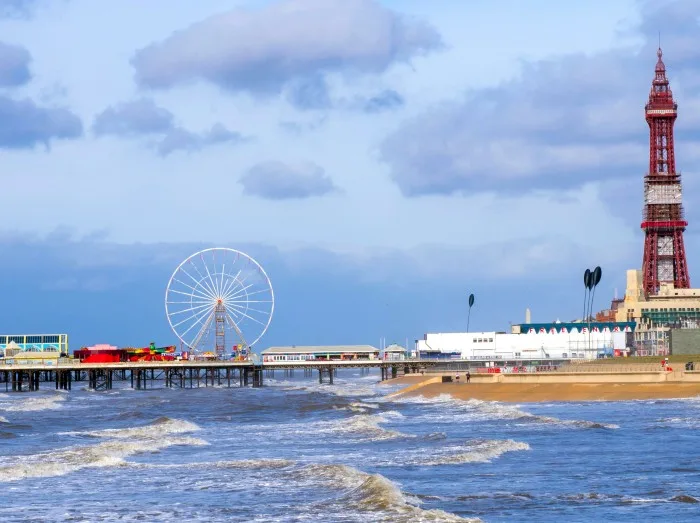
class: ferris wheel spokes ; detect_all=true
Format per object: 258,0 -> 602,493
165,248 -> 275,358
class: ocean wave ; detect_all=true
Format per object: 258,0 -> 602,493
0,417 -> 206,482
0,416 -> 7,423
655,416 -> 700,428
130,458 -> 295,471
61,416 -> 201,439
396,395 -> 619,429
415,439 -> 530,466
289,463 -> 478,522
244,411 -> 411,442
266,378 -> 382,399
0,394 -> 65,413
334,401 -> 382,413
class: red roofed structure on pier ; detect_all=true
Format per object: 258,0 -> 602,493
641,47 -> 690,296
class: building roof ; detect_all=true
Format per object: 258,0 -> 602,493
262,345 -> 379,354
384,344 -> 406,352
514,321 -> 637,332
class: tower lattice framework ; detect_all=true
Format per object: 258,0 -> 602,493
641,47 -> 690,296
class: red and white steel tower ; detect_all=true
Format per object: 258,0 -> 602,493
641,48 -> 690,296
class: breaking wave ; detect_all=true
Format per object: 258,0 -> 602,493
0,394 -> 66,413
246,411 -> 412,442
63,416 -> 201,439
0,416 -> 8,423
413,439 -> 530,466
334,401 -> 382,413
131,458 -> 296,471
0,417 -> 206,482
398,395 -> 619,429
289,463 -> 478,522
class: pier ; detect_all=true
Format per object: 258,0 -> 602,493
0,359 -> 440,393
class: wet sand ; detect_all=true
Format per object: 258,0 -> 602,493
390,380 -> 700,402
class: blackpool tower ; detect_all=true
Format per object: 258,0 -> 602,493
640,47 -> 690,296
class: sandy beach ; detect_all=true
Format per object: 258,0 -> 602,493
385,375 -> 700,402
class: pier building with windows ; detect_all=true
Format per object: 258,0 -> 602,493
0,334 -> 68,358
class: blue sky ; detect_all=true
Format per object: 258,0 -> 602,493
1,0 -> 699,350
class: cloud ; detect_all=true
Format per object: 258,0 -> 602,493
0,232 -> 638,347
358,89 -> 404,113
0,96 -> 82,148
379,0 -> 700,202
92,98 -> 247,155
130,0 -> 442,98
0,0 -> 39,18
157,123 -> 247,156
285,74 -> 332,111
92,98 -> 173,136
239,161 -> 341,200
0,41 -> 31,86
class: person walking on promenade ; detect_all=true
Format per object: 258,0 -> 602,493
466,371 -> 471,383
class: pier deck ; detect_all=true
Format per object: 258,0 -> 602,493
0,359 -> 439,392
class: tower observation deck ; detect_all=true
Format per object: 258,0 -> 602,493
641,47 -> 690,296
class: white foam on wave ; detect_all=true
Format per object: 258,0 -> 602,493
334,401 -> 382,413
397,394 -> 619,429
655,416 -> 700,428
244,411 -> 411,442
0,416 -> 7,423
266,377 -> 382,399
289,463 -> 479,522
320,438 -> 530,468
0,394 -> 65,413
412,439 -> 530,466
0,417 -> 206,482
131,458 -> 295,471
61,416 -> 200,439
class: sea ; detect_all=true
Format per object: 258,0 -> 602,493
0,369 -> 699,522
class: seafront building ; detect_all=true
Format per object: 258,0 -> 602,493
0,333 -> 68,362
261,345 -> 380,362
416,321 -> 634,361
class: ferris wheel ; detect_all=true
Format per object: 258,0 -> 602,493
165,248 -> 274,358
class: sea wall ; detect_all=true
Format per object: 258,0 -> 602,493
420,370 -> 700,384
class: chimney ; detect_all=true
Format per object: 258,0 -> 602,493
525,308 -> 531,324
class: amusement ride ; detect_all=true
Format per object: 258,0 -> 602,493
165,248 -> 274,359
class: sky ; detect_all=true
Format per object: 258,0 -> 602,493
1,0 -> 700,350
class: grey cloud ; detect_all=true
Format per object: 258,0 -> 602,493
130,0 -> 442,97
240,161 -> 340,200
0,0 -> 38,18
157,123 -> 247,156
0,41 -> 30,86
286,82 -> 405,114
358,89 -> 404,113
92,98 -> 247,155
93,98 -> 174,137
285,75 -> 332,111
0,231 -> 641,347
0,95 -> 82,149
379,0 -> 700,199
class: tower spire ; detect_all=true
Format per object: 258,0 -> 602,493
641,48 -> 691,295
